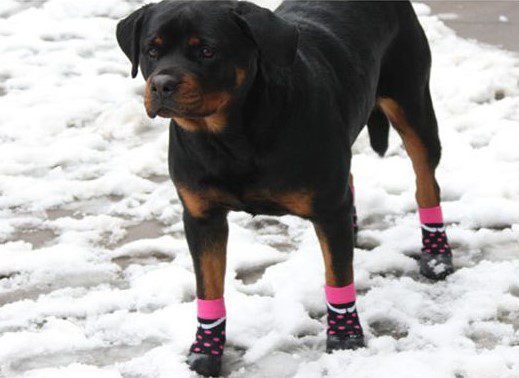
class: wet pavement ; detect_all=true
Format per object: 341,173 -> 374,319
421,1 -> 519,53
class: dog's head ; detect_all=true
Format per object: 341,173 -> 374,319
116,1 -> 298,132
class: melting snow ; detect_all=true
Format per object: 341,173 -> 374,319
1,1 -> 518,377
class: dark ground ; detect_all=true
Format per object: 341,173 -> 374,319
421,1 -> 519,53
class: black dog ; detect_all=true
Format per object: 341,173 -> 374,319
117,1 -> 454,376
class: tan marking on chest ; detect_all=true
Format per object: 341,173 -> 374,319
245,190 -> 314,217
177,185 -> 235,218
274,191 -> 313,217
177,185 -> 314,218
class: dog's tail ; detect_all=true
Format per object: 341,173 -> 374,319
367,107 -> 390,157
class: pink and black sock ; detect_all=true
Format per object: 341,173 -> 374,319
190,298 -> 226,357
325,284 -> 363,339
418,206 -> 454,279
419,206 -> 452,256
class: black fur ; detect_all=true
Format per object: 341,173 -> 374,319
367,108 -> 390,157
117,1 -> 442,374
115,0 -> 441,330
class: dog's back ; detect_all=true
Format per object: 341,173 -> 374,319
274,1 -> 431,150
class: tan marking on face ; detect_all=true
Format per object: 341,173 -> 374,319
235,67 -> 246,88
172,117 -> 201,132
204,111 -> 229,133
173,75 -> 232,133
377,97 -> 440,208
200,92 -> 232,132
152,36 -> 163,46
176,74 -> 199,98
172,104 -> 230,133
144,77 -> 154,118
188,36 -> 201,46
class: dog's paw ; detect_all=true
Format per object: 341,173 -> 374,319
419,253 -> 454,280
187,352 -> 222,377
326,334 -> 365,353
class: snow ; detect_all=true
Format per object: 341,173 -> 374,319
1,1 -> 519,377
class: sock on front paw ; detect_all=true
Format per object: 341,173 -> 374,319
419,206 -> 452,255
325,284 -> 363,338
190,298 -> 226,357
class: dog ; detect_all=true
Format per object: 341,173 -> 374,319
117,1 -> 454,375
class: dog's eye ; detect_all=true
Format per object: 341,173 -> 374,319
148,47 -> 160,59
200,46 -> 215,59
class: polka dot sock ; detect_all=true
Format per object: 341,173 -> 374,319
418,206 -> 454,279
421,223 -> 452,256
325,284 -> 364,340
190,316 -> 226,357
419,206 -> 452,256
327,301 -> 363,338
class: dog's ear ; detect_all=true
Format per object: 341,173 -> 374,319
233,2 -> 299,67
116,4 -> 153,78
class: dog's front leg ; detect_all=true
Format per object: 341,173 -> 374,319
183,210 -> 228,377
313,203 -> 365,353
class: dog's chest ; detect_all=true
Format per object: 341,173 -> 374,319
176,184 -> 313,218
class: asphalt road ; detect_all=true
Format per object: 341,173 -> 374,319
421,1 -> 519,53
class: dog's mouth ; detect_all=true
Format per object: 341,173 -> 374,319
145,88 -> 217,120
144,80 -> 232,124
145,95 -> 204,119
149,105 -> 215,120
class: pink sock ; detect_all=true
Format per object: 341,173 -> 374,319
419,206 -> 443,224
325,283 -> 356,304
192,298 -> 226,357
325,283 -> 363,339
197,298 -> 226,319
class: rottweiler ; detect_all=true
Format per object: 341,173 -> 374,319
117,1 -> 454,376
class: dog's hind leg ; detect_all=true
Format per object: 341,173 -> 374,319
375,2 -> 454,280
377,88 -> 454,280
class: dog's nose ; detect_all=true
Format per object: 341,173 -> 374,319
150,74 -> 181,99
